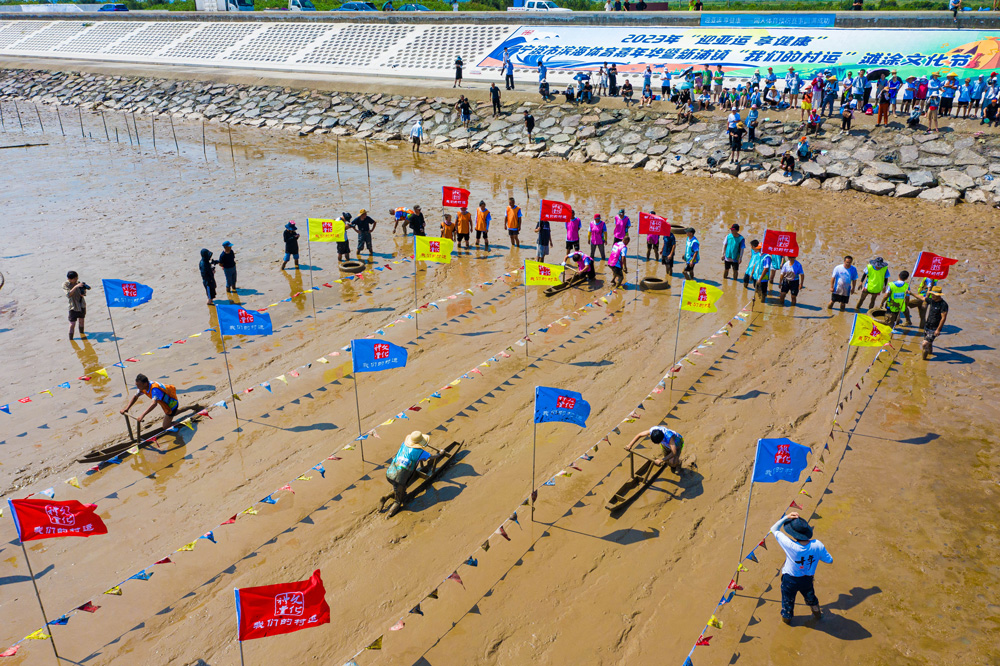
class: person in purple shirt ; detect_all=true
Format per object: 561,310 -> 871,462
565,210 -> 582,251
589,214 -> 607,261
612,208 -> 631,243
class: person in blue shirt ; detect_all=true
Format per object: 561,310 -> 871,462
970,74 -> 985,116
940,72 -> 958,116
785,67 -> 801,106
750,69 -> 761,90
746,104 -> 759,142
957,77 -> 972,118
743,239 -> 763,288
886,71 -> 901,115
852,69 -> 866,107
722,223 -> 745,280
381,431 -> 442,516
626,426 -> 685,474
660,69 -> 672,99
765,66 -> 777,88
828,255 -> 858,312
537,60 -> 547,83
771,512 -> 834,625
822,72 -> 837,116
682,227 -> 700,280
642,65 -> 652,90
504,58 -> 515,91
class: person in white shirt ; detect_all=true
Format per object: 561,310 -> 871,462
771,512 -> 833,625
778,256 -> 805,306
409,119 -> 423,153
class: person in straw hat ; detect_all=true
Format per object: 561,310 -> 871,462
380,431 -> 442,517
770,512 -> 833,625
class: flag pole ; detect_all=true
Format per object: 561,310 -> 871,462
522,259 -> 529,358
735,450 -> 758,586
239,640 -> 246,666
669,279 -> 684,394
305,220 -> 316,319
530,419 -> 537,522
216,319 -> 241,426
104,302 -> 134,442
633,219 -> 641,304
19,542 -> 62,665
351,370 -> 365,464
834,315 -> 856,414
413,237 -> 419,332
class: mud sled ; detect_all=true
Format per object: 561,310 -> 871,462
77,404 -> 204,464
379,440 -> 465,518
605,451 -> 667,514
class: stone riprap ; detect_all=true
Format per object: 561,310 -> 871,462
3,67 -> 1000,207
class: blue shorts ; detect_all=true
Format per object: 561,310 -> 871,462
283,253 -> 299,262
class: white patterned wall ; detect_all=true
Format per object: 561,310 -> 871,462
0,19 -> 521,83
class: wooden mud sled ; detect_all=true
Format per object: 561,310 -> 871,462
77,404 -> 204,464
605,450 -> 667,514
380,440 -> 465,518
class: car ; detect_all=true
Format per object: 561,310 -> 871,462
396,3 -> 431,9
335,1 -> 377,9
98,3 -> 129,10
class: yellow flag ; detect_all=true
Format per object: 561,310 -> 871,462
524,259 -> 565,287
415,236 -> 454,264
849,314 -> 893,347
365,636 -> 383,650
307,218 -> 346,242
65,477 -> 81,489
94,368 -> 109,378
178,541 -> 196,551
26,629 -> 51,640
681,281 -> 724,314
707,615 -> 723,629
104,586 -> 122,596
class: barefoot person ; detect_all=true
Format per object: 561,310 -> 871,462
880,270 -> 912,328
827,255 -> 857,312
506,197 -> 522,249
564,250 -> 596,282
682,227 -> 700,280
778,254 -> 805,306
911,285 -> 948,360
625,426 -> 684,474
380,431 -> 442,517
120,374 -> 179,431
608,236 -> 629,288
475,200 -> 491,250
856,256 -> 889,311
64,271 -> 89,341
771,512 -> 833,626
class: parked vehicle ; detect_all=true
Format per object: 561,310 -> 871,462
507,0 -> 571,11
195,0 -> 255,11
98,3 -> 128,10
288,0 -> 316,9
335,1 -> 377,8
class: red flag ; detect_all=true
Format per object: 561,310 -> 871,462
727,580 -> 743,591
539,199 -> 572,223
638,211 -> 670,237
8,498 -> 108,542
235,570 -> 331,641
496,525 -> 511,541
911,251 -> 958,280
789,501 -> 803,510
761,230 -> 799,257
757,538 -> 768,551
77,601 -> 101,613
447,571 -> 464,587
696,634 -> 712,646
442,186 -> 470,208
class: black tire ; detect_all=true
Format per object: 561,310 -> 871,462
640,277 -> 671,291
670,224 -> 689,236
869,308 -> 889,324
340,261 -> 365,274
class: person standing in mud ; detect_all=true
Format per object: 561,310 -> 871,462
199,249 -> 217,306
771,512 -> 833,625
64,270 -> 88,341
407,205 -> 426,237
506,197 -> 522,249
280,221 -> 300,270
218,241 -> 237,294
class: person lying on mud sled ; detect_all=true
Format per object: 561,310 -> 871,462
120,373 -> 179,431
380,431 -> 443,517
625,426 -> 684,474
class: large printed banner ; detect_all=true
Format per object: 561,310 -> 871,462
480,26 -> 1000,78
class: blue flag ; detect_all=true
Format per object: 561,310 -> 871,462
102,279 -> 153,308
751,438 -> 810,484
216,304 -> 273,336
351,339 -> 408,373
534,386 -> 590,427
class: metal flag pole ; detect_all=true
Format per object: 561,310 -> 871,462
530,419 -> 537,522
833,315 -> 856,416
104,301 -> 135,442
100,111 -> 109,142
14,100 -> 24,131
634,216 -> 642,304
239,640 -> 246,666
170,115 -> 179,154
216,319 -> 241,426
413,236 -> 419,332
522,259 -> 529,358
19,542 -> 62,665
351,370 -> 366,464
669,278 -> 685,394
33,104 -> 44,132
305,220 -> 317,319
55,106 -> 64,136
735,450 -> 758,586
132,112 -> 140,147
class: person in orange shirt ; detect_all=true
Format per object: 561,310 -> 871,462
389,207 -> 412,235
455,206 -> 472,249
506,197 -> 522,250
475,200 -> 491,251
441,213 -> 456,240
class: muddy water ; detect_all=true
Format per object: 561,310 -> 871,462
0,107 -> 998,666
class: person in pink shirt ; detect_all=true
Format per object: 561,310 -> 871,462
564,250 -> 596,281
645,208 -> 661,260
589,214 -> 607,262
608,236 -> 630,288
565,210 -> 582,252
613,208 -> 631,243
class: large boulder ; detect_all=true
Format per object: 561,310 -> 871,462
644,126 -> 670,141
965,188 -> 990,204
851,175 -> 896,196
754,144 -> 776,158
907,170 -> 937,188
826,161 -> 862,178
953,148 -> 987,166
863,161 -> 906,181
756,183 -> 782,194
894,183 -> 922,198
920,140 -> 954,156
937,169 -> 975,192
799,161 -> 827,179
719,161 -> 741,176
800,178 -> 822,190
768,171 -> 804,186
897,144 -> 919,166
917,155 -> 952,168
917,186 -> 961,205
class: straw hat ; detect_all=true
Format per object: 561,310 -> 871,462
405,431 -> 430,449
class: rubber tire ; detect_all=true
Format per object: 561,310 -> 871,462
671,225 -> 689,236
339,261 -> 365,274
640,277 -> 671,291
869,308 -> 889,324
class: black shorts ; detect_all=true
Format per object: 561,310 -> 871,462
69,308 -> 86,322
508,229 -> 519,237
780,278 -> 800,296
684,262 -> 697,273
457,233 -> 469,242
662,258 -> 674,272
647,239 -> 660,248
336,241 -> 351,254
566,241 -> 580,251
923,329 -> 938,342
831,293 -> 849,304
724,260 -> 740,271
476,230 -> 488,239
611,265 -> 624,279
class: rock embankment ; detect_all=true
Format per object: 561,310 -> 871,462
3,67 -> 1000,206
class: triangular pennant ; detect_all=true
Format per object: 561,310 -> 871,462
409,604 -> 423,616
390,619 -> 405,631
447,571 -> 464,587
427,589 -> 439,600
77,601 -> 100,613
65,477 -> 81,489
104,586 -> 122,596
365,636 -> 383,650
746,551 -> 759,564
25,629 -> 51,640
696,634 -> 712,646
496,525 -> 511,541
707,615 -> 723,629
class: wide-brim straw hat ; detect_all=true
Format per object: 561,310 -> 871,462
405,431 -> 430,449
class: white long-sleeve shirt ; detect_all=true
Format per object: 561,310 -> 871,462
770,517 -> 833,577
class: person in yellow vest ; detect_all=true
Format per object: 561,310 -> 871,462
856,256 -> 889,310
455,206 -> 473,249
120,373 -> 179,431
440,213 -> 456,240
880,270 -> 912,328
506,197 -> 522,250
475,200 -> 491,251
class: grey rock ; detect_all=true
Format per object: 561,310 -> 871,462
822,176 -> 851,192
551,134 -> 573,144
647,144 -> 669,156
568,150 -> 590,163
907,170 -> 937,188
953,148 -> 987,166
644,126 -> 670,141
644,158 -> 665,171
800,178 -> 822,190
755,144 -> 776,158
966,165 -> 988,179
738,169 -> 768,182
719,162 -> 741,176
757,183 -> 782,194
862,161 -> 905,181
622,132 -> 643,145
965,188 -> 989,204
917,186 -> 961,204
713,172 -> 736,180
920,140 -> 953,156
450,138 -> 469,149
894,184 -> 922,198
673,142 -> 693,155
917,156 -> 952,168
767,172 -> 803,186
661,165 -> 683,174
608,154 -> 631,165
853,148 -> 876,162
851,175 -> 896,196
953,137 -> 974,150
538,117 -> 557,129
937,169 -> 975,192
630,155 -> 649,169
544,144 -> 573,158
826,162 -> 862,179
799,161 -> 826,179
